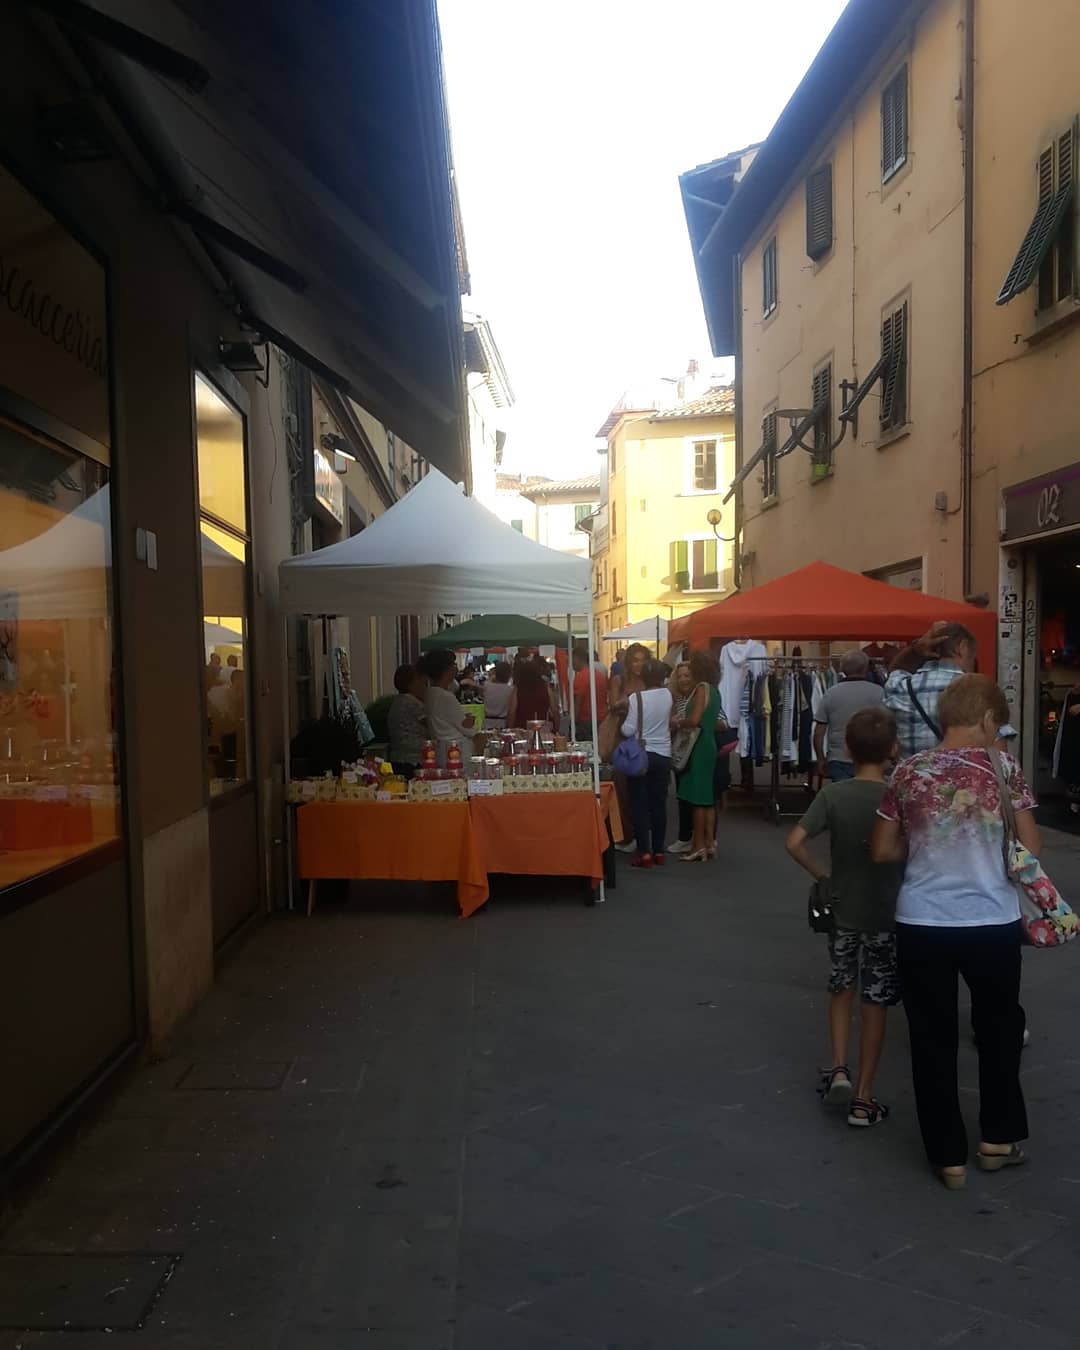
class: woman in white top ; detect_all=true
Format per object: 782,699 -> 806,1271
482,661 -> 513,729
418,650 -> 475,765
873,674 -> 1039,1190
619,659 -> 673,867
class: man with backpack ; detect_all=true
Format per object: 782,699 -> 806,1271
883,621 -> 977,760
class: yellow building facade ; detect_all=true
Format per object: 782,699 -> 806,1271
590,388 -> 736,655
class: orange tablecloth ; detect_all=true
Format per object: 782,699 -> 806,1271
296,801 -> 489,916
470,790 -> 609,886
598,780 -> 621,841
296,784 -> 617,918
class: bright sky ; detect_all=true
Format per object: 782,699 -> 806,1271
439,0 -> 849,479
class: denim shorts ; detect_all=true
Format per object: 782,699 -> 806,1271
828,928 -> 900,1005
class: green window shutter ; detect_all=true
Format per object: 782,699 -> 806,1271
761,412 -> 778,498
998,145 -> 1073,304
703,538 -> 719,590
811,365 -> 832,466
670,539 -> 689,591
880,303 -> 909,431
805,164 -> 833,260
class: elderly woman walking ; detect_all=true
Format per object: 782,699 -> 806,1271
872,674 -> 1039,1190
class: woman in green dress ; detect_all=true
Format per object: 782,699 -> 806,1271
676,650 -> 720,862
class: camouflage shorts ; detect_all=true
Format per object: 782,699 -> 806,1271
827,929 -> 900,1005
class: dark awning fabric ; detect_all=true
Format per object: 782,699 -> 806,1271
420,615 -> 575,653
52,0 -> 467,478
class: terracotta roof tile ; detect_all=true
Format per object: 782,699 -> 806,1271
652,385 -> 736,420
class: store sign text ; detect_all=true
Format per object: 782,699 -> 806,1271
1002,467 -> 1080,541
314,447 -> 345,523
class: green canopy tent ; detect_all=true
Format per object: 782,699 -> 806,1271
420,614 -> 575,652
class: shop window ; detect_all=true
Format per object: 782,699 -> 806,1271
761,411 -> 779,500
0,414 -> 121,890
195,375 -> 251,797
881,65 -> 908,183
805,163 -> 833,261
762,236 -> 778,316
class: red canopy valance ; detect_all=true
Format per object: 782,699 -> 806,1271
668,562 -> 997,661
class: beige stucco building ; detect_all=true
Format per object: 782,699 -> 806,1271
683,0 -> 1080,806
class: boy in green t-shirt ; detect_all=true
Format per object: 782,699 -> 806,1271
785,706 -> 903,1128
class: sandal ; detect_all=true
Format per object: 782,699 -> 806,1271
976,1144 -> 1028,1173
937,1166 -> 967,1191
847,1098 -> 889,1128
817,1065 -> 853,1107
682,849 -> 708,863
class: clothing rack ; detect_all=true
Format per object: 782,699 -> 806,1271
730,655 -> 884,823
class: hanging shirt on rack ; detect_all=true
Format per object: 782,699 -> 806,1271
720,640 -> 769,758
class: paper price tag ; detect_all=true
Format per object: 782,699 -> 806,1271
467,779 -> 492,796
343,771 -> 358,784
301,781 -> 317,799
376,790 -> 392,802
430,780 -> 453,797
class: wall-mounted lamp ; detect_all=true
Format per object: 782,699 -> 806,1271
218,339 -> 266,373
321,433 -> 357,462
707,507 -> 737,543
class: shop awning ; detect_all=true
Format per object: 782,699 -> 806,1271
602,616 -> 669,645
39,0 -> 467,478
668,562 -> 997,660
420,616 -> 574,653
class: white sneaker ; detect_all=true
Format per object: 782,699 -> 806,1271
667,839 -> 692,854
615,841 -> 637,853
1023,1028 -> 1031,1048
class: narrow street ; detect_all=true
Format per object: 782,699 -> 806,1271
3,816 -> 1079,1350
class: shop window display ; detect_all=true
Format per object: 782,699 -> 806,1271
0,414 -> 121,889
195,375 -> 251,795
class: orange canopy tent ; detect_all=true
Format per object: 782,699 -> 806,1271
668,562 -> 997,661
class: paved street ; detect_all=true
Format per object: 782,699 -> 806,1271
2,812 -> 1080,1349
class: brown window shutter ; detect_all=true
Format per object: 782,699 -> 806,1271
805,164 -> 833,260
880,303 -> 908,430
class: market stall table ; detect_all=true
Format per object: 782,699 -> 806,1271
295,782 -> 621,917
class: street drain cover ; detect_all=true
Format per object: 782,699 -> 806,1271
0,1253 -> 179,1331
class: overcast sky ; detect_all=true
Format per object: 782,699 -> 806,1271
439,0 -> 849,479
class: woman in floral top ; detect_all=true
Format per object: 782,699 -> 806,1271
873,674 -> 1040,1190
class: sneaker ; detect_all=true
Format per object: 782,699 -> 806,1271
615,841 -> 637,853
667,839 -> 692,854
631,853 -> 653,869
1023,1027 -> 1031,1048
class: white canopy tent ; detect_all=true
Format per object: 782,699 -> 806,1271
279,469 -> 590,616
602,615 -> 669,646
278,470 -> 607,903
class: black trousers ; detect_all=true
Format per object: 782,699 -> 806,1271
897,921 -> 1028,1167
628,752 -> 671,855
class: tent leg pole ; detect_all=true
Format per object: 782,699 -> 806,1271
587,591 -> 604,903
567,617 -> 575,742
283,614 -> 295,911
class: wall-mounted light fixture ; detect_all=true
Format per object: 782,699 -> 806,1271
218,339 -> 266,373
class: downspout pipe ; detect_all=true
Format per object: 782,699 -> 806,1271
961,0 -> 975,597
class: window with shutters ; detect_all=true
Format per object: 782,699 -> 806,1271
881,66 -> 908,183
671,538 -> 718,592
574,502 -> 592,526
879,301 -> 909,434
690,438 -> 718,492
998,128 -> 1077,307
612,566 -> 619,602
811,364 -> 832,476
762,236 -> 778,316
761,411 -> 779,500
805,164 -> 833,261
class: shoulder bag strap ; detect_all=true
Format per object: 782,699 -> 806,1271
988,748 -> 1019,880
634,690 -> 646,749
905,677 -> 942,740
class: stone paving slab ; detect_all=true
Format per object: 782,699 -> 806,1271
2,815 -> 1079,1347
